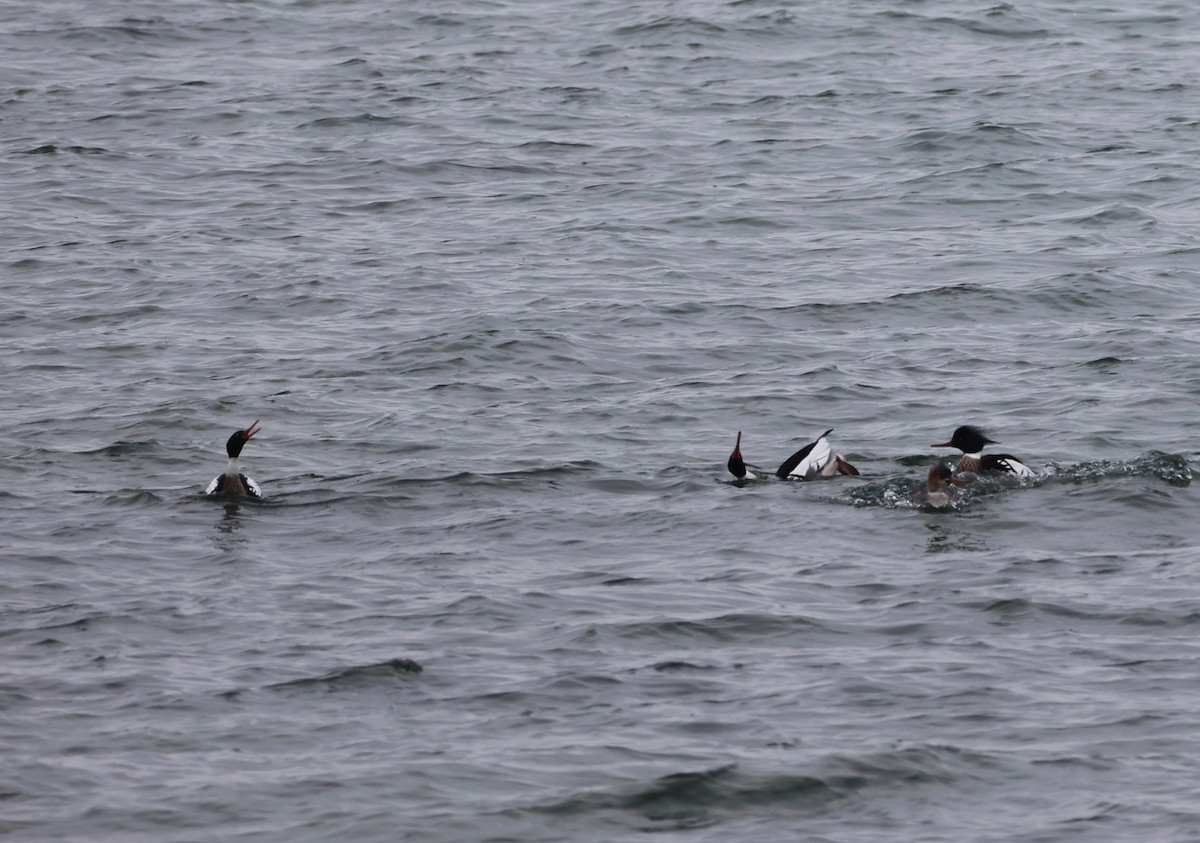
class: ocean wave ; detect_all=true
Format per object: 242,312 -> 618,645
535,744 -> 1005,828
266,657 -> 423,692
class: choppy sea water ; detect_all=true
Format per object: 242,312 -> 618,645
4,0 -> 1200,839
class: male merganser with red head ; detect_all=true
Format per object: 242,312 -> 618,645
932,425 -> 1035,478
205,420 -> 263,498
726,429 -> 858,481
913,461 -> 967,509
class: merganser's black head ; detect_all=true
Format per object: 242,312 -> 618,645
225,420 -> 261,458
727,431 -> 748,479
933,425 -> 996,454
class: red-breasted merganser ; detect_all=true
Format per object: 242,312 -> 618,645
205,420 -> 263,498
932,425 -> 1035,478
726,429 -> 859,481
913,461 -> 967,509
727,431 -> 759,480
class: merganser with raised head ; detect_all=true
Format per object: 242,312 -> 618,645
205,420 -> 263,498
932,424 -> 1035,478
913,461 -> 967,509
726,429 -> 859,481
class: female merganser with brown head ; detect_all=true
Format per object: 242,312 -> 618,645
726,429 -> 859,481
933,425 -> 1035,478
205,420 -> 263,498
914,461 -> 967,509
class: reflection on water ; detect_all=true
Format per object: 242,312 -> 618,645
212,502 -> 246,552
925,522 -> 985,554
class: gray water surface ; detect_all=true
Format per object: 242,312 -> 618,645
4,1 -> 1200,840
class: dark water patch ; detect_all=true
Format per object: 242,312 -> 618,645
77,440 -> 161,457
536,745 -> 1004,828
602,577 -> 647,586
2,606 -> 191,640
962,595 -> 1200,628
266,658 -> 423,693
586,611 -> 834,646
297,113 -> 414,131
614,17 -> 728,39
877,6 -> 1054,40
4,557 -> 76,571
55,22 -> 185,45
864,273 -> 1148,318
1030,753 -> 1119,771
968,597 -> 1037,624
17,144 -> 109,156
102,490 -> 166,507
647,660 -> 715,673
1061,202 -> 1159,228
1082,355 -> 1122,372
899,122 -> 1049,155
1117,608 -> 1200,628
535,763 -> 826,829
543,673 -> 622,694
518,139 -> 595,152
924,523 -> 989,554
3,603 -> 84,626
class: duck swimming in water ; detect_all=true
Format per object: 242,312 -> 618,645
727,431 -> 759,480
932,425 -> 1035,478
205,420 -> 263,498
913,461 -> 966,509
727,429 -> 859,481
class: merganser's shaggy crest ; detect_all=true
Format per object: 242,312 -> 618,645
933,425 -> 1035,478
727,429 -> 858,481
727,431 -> 759,480
205,420 -> 263,498
914,461 -> 966,509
